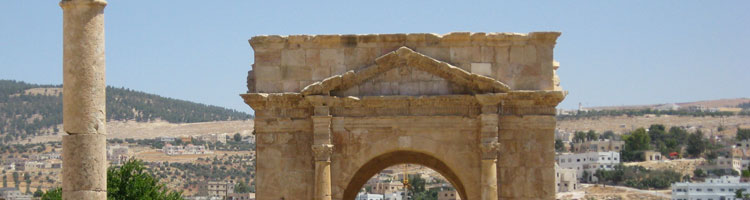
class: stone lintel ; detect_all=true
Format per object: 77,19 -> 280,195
62,134 -> 107,192
249,32 -> 562,51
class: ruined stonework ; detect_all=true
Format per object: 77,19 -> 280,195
242,32 -> 565,200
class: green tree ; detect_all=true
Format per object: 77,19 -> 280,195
108,159 -> 184,200
586,130 -> 599,141
738,128 -> 750,141
574,131 -> 586,143
25,179 -> 31,194
2,175 -> 6,187
622,128 -> 650,161
686,131 -> 707,158
34,186 -> 43,197
42,188 -> 62,200
12,172 -> 19,188
694,169 -> 706,178
555,139 -> 566,152
233,133 -> 242,142
234,181 -> 252,193
648,124 -> 666,145
601,131 -> 616,140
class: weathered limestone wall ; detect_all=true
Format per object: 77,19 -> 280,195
243,32 -> 565,200
330,116 -> 481,200
248,32 -> 560,93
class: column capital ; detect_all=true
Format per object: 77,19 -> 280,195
312,144 -> 334,161
479,141 -> 500,160
60,0 -> 107,8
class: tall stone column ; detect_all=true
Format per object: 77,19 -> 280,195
60,0 -> 108,199
476,95 -> 502,200
308,96 -> 333,200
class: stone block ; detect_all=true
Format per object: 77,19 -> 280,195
510,45 -> 537,64
62,190 -> 108,200
312,65 -> 331,81
282,80 -> 301,92
449,47 -> 473,64
255,49 -> 281,66
398,82 -> 420,96
321,49 -> 346,74
283,65 -> 311,81
481,46 -> 494,62
254,65 -> 282,81
255,81 -> 281,93
471,63 -> 492,77
305,49 -> 320,67
494,46 -> 510,64
281,49 -> 306,67
63,134 -> 107,192
416,47 -> 450,62
345,47 -> 377,70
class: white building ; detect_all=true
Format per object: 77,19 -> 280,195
671,176 -> 750,200
162,144 -> 212,155
0,187 -> 32,200
200,133 -> 227,144
555,151 -> 620,182
157,136 -> 176,142
555,163 -> 578,193
356,192 -> 384,200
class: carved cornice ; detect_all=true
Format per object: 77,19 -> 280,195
312,144 -> 334,161
248,32 -> 562,51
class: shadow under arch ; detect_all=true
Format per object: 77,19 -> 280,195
342,150 -> 467,200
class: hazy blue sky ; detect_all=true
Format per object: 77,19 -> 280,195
2,1 -> 748,114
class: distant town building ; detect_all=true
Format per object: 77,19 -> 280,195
655,103 -> 680,111
555,163 -> 578,193
554,130 -> 574,142
107,144 -> 129,165
227,192 -> 255,200
207,181 -> 235,199
370,180 -> 404,195
0,187 -> 32,200
356,192 -> 384,200
700,156 -> 742,174
671,176 -> 750,200
157,136 -> 176,142
555,151 -> 620,182
180,136 -> 192,143
241,135 -> 255,144
199,133 -> 227,144
643,150 -> 663,161
437,190 -> 461,200
162,144 -> 212,155
571,140 -> 624,153
383,192 -> 402,200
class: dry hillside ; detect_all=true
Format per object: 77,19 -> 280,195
557,115 -> 750,136
20,120 -> 254,144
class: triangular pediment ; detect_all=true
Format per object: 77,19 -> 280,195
300,47 -> 510,96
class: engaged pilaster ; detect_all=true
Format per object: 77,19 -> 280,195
307,96 -> 334,200
476,94 -> 502,200
60,0 -> 108,199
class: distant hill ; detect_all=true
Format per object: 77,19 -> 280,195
0,80 -> 252,142
585,98 -> 750,111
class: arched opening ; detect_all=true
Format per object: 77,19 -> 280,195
342,151 -> 467,200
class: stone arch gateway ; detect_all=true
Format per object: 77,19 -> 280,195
242,32 -> 566,200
